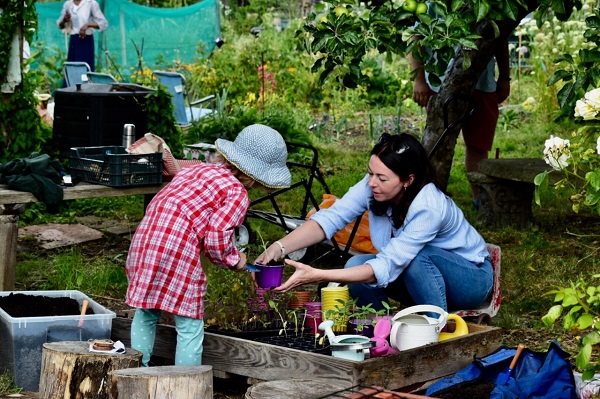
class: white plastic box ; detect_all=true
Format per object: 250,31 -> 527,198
0,290 -> 116,391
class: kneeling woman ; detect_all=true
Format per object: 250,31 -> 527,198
256,133 -> 493,313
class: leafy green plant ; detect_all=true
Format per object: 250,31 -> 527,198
542,275 -> 600,379
349,302 -> 378,332
203,259 -> 255,332
143,85 -> 183,158
0,371 -> 21,396
535,87 -> 600,215
547,8 -> 600,117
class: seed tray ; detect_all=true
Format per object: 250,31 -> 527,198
70,146 -> 162,187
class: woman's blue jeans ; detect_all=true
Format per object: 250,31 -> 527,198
344,245 -> 493,313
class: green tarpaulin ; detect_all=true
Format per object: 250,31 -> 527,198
34,0 -> 220,72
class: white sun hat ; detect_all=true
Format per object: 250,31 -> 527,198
215,124 -> 291,189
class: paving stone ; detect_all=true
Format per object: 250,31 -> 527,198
19,224 -> 104,249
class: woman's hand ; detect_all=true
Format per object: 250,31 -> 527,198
255,242 -> 283,265
79,25 -> 88,38
274,259 -> 320,293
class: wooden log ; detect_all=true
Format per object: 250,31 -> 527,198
39,341 -> 142,399
109,365 -> 213,399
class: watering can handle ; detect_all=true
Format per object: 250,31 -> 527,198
392,305 -> 448,329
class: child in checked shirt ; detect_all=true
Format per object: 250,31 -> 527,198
126,124 -> 291,366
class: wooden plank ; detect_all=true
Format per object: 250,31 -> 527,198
111,317 -> 501,390
353,324 -> 502,388
0,183 -> 167,206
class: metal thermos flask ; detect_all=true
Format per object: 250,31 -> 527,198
122,124 -> 136,148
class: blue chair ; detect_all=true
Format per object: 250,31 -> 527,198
152,70 -> 216,127
63,62 -> 91,87
86,72 -> 118,84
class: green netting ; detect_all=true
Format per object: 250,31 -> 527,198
34,0 -> 220,72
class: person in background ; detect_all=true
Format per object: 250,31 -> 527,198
411,38 -> 511,208
57,0 -> 108,71
256,133 -> 493,314
126,124 -> 291,367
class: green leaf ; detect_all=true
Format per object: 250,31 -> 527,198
576,342 -> 592,369
577,313 -> 594,330
547,70 -> 573,86
586,170 -> 600,191
582,331 -> 600,346
534,172 -> 549,206
541,304 -> 563,326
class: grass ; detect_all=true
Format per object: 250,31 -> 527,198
0,372 -> 21,395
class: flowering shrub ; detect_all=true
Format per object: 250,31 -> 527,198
539,88 -> 600,379
534,87 -> 600,215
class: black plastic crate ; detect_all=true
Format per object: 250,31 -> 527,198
70,146 -> 162,187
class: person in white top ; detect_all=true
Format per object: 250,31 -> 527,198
256,133 -> 493,314
57,0 -> 108,72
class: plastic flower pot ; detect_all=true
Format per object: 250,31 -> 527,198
255,263 -> 284,289
348,319 -> 374,338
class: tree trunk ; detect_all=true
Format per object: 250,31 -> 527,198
109,365 -> 213,399
423,10 -> 531,190
39,341 -> 142,399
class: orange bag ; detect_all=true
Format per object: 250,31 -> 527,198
306,194 -> 377,254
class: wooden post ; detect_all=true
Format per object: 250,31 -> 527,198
39,341 -> 142,399
109,365 -> 213,399
0,212 -> 20,290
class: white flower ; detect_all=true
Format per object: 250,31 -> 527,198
597,136 -> 600,156
543,136 -> 571,170
574,99 -> 598,120
584,88 -> 600,109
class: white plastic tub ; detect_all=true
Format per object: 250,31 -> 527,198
0,290 -> 116,391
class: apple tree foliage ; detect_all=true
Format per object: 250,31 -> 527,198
298,0 -> 591,189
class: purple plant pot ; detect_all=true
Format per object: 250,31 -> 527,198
255,263 -> 284,289
348,318 -> 374,338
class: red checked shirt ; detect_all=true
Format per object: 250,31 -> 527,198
125,163 -> 249,319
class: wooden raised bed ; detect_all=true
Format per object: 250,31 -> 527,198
111,317 -> 501,390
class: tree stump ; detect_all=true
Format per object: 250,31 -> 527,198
39,341 -> 142,399
109,365 -> 213,399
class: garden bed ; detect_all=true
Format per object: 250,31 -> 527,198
111,317 -> 501,390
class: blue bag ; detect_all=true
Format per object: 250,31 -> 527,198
426,340 -> 577,398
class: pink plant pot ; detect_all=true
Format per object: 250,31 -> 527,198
255,264 -> 284,289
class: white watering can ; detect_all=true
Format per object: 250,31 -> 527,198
389,305 -> 447,351
318,320 -> 374,361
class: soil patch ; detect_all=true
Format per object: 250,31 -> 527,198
0,293 -> 91,318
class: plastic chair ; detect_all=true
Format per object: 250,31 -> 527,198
87,72 -> 118,84
454,243 -> 501,324
63,62 -> 91,87
152,70 -> 216,127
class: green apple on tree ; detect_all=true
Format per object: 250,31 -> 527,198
334,6 -> 350,17
415,2 -> 428,15
316,15 -> 329,29
402,0 -> 417,13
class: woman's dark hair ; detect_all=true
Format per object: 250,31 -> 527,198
369,133 -> 439,228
